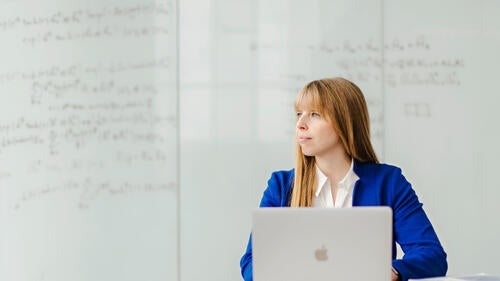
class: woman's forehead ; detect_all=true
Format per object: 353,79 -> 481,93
295,90 -> 322,110
295,104 -> 320,112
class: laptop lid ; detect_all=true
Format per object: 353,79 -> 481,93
252,207 -> 392,281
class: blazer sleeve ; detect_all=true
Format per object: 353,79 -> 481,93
389,168 -> 448,281
239,170 -> 292,281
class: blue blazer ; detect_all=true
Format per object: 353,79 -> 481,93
240,161 -> 447,281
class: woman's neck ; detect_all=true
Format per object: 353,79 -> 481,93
315,152 -> 351,184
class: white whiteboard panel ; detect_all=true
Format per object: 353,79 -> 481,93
384,0 -> 500,276
179,1 -> 382,281
0,1 -> 178,280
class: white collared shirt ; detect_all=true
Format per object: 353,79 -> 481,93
312,159 -> 359,208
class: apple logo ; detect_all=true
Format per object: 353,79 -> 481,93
314,245 -> 328,261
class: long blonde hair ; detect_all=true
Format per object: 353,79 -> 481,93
290,77 -> 379,207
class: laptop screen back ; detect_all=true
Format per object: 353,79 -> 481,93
252,207 -> 392,281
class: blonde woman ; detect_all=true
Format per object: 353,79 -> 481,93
240,78 -> 447,281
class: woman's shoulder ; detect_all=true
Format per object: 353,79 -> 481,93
354,161 -> 404,179
259,169 -> 295,207
268,168 -> 295,186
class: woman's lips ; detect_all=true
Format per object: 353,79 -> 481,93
298,136 -> 312,143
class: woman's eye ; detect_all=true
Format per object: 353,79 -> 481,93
296,112 -> 302,118
311,112 -> 320,117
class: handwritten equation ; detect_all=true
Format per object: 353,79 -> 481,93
255,36 -> 465,88
0,2 -> 173,46
12,178 -> 178,210
0,58 -> 175,156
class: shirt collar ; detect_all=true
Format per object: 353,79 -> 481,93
315,166 -> 328,197
315,159 -> 359,197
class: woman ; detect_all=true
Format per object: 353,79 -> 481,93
240,77 -> 447,281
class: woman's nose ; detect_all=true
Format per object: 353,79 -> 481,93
296,116 -> 308,130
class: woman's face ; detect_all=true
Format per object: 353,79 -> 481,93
295,107 -> 344,158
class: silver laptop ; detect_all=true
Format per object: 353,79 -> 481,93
252,207 -> 392,281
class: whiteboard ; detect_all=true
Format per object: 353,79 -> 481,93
2,0 -> 500,281
0,1 -> 178,280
